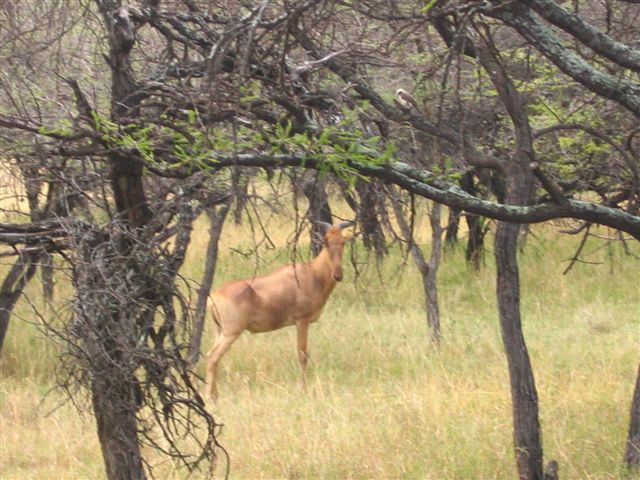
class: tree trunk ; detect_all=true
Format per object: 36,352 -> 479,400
91,378 -> 146,480
110,155 -> 152,229
460,172 -> 486,268
93,3 -> 150,479
495,220 -> 543,480
0,164 -> 47,350
465,214 -> 485,269
231,167 -> 249,225
475,35 -> 547,479
355,179 -> 387,258
389,190 -> 442,343
41,254 -> 54,303
1,170 -> 78,352
302,172 -> 333,256
0,254 -> 39,355
444,206 -> 461,247
188,201 -> 231,364
624,363 -> 640,468
425,203 -> 443,343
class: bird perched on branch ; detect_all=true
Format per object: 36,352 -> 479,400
395,88 -> 420,112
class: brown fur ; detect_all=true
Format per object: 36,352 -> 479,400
205,224 -> 351,400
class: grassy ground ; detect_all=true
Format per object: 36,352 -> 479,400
0,211 -> 638,479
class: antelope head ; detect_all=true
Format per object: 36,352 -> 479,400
318,221 -> 354,282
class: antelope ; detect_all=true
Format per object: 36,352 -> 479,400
204,221 -> 353,401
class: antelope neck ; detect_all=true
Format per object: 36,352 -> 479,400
311,247 -> 337,282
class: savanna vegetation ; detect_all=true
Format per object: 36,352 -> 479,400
1,1 -> 639,479
2,204 -> 638,479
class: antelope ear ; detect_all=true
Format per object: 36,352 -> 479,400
342,233 -> 353,242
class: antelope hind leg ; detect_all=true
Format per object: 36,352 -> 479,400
205,333 -> 239,401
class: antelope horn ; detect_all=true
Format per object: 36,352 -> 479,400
316,221 -> 332,233
338,220 -> 355,230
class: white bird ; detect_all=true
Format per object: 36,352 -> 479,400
395,88 -> 420,111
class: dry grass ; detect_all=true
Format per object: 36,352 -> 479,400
0,162 -> 30,219
1,207 -> 638,479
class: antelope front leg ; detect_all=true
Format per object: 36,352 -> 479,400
296,320 -> 310,391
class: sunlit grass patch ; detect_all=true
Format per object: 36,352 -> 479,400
0,379 -> 103,480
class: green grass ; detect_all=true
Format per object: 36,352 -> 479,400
1,215 -> 638,479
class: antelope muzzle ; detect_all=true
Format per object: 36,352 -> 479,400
333,266 -> 343,281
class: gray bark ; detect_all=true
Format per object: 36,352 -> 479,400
496,221 -> 543,480
523,0 -> 640,72
199,154 -> 640,240
356,179 -> 387,258
302,173 -> 334,256
0,254 -> 39,354
91,2 -> 150,478
476,35 -> 546,480
389,191 -> 442,343
188,201 -> 231,365
444,206 -> 461,247
624,364 -> 640,468
493,5 -> 640,117
91,378 -> 146,480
